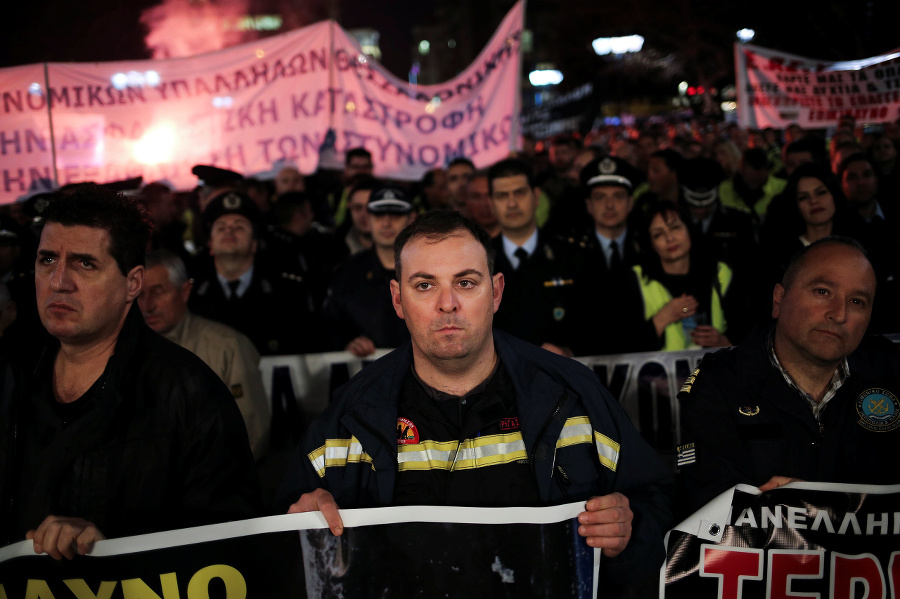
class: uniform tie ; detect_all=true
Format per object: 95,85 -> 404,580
609,240 -> 623,271
227,280 -> 241,300
514,247 -> 529,270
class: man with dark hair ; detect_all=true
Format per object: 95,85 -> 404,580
677,237 -> 900,515
642,149 -> 684,204
718,147 -> 787,226
0,185 -> 259,558
265,191 -> 348,307
463,172 -> 501,236
331,147 -> 375,227
486,158 -> 583,356
280,209 -> 673,587
446,157 -> 476,212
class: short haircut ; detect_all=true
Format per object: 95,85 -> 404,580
742,147 -> 770,170
345,147 -> 372,165
781,236 -> 870,291
421,168 -> 443,189
146,249 -> 190,287
487,158 -> 534,196
650,149 -> 684,174
837,152 -> 873,179
448,157 -> 475,171
550,133 -> 579,149
41,184 -> 152,276
393,210 -> 495,279
270,191 -> 311,227
348,176 -> 380,200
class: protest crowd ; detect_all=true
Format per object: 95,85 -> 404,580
1,108 -> 899,596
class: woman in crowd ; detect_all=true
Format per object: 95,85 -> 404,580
764,163 -> 862,277
624,201 -> 735,352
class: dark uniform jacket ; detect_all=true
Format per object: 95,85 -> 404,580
321,248 -> 409,351
0,304 -> 260,544
263,225 -> 349,309
677,325 -> 900,515
277,331 -> 673,583
491,231 -> 585,349
189,262 -> 322,355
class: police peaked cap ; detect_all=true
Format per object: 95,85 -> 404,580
680,158 -> 725,208
580,156 -> 639,193
203,191 -> 262,230
191,164 -> 244,188
368,186 -> 413,214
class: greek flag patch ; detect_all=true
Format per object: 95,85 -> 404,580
676,443 -> 696,467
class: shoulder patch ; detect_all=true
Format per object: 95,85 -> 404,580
680,367 -> 700,394
856,388 -> 900,432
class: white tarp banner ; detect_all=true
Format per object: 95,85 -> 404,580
735,43 -> 900,129
0,1 -> 523,204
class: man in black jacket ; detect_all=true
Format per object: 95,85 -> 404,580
677,237 -> 899,515
0,185 -> 259,559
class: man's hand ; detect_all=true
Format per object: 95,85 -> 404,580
287,488 -> 344,536
758,475 -> 803,492
577,493 -> 632,557
26,516 -> 105,560
345,336 -> 376,357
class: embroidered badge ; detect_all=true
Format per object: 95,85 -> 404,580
222,193 -> 242,209
500,417 -> 520,431
738,405 -> 760,416
599,157 -> 616,174
676,443 -> 696,467
230,384 -> 244,398
680,367 -> 700,394
856,388 -> 900,432
552,307 -> 565,321
397,417 -> 420,444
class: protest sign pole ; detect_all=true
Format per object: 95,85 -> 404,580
42,62 -> 59,186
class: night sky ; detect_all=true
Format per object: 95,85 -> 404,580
1,0 -> 895,85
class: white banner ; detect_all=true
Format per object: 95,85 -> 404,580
735,43 -> 900,129
0,2 -> 523,204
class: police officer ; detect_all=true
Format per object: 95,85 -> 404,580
676,238 -> 900,515
487,158 -> 584,356
189,191 -> 322,355
322,186 -> 415,356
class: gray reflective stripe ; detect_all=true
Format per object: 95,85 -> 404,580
594,431 -> 620,471
307,437 -> 372,478
397,434 -> 527,471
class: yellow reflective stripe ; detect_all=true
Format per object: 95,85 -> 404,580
307,436 -> 373,478
594,431 -> 620,472
556,416 -> 593,448
397,433 -> 527,472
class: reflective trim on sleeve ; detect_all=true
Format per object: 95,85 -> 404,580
397,433 -> 527,471
556,416 -> 620,472
594,431 -> 620,472
555,416 -> 593,448
307,436 -> 373,478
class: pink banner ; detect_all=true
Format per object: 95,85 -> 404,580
0,1 -> 523,204
735,43 -> 900,129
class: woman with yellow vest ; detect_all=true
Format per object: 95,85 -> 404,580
632,201 -> 733,351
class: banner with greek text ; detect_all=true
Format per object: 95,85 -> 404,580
662,482 -> 900,598
260,346 -> 709,453
0,2 -> 523,204
0,503 -> 596,598
735,43 -> 900,129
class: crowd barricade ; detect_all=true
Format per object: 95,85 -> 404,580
259,347 -> 714,453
